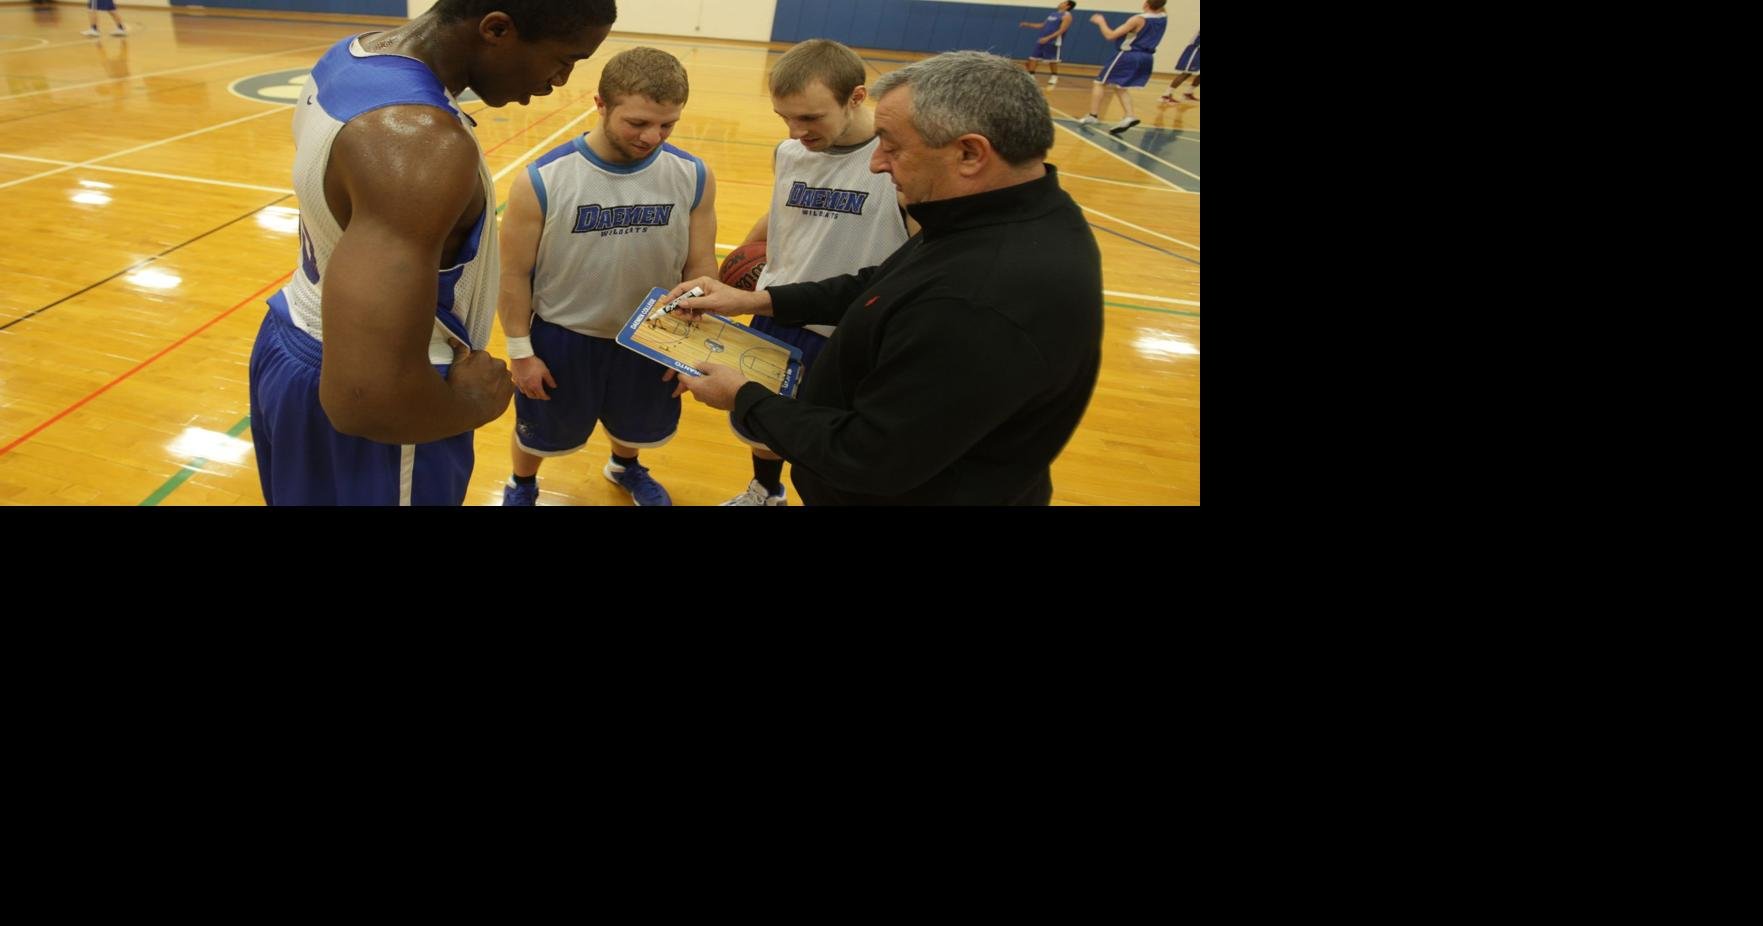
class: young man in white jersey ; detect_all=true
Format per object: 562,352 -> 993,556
1018,2 -> 1075,87
498,47 -> 718,507
718,39 -> 914,506
247,0 -> 615,506
1078,0 -> 1170,135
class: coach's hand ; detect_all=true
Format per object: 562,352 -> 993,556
661,277 -> 773,321
669,362 -> 748,410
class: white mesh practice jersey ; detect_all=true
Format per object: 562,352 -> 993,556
279,35 -> 499,363
524,136 -> 707,338
756,137 -> 910,336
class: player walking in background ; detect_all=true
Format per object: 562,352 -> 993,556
1019,2 -> 1075,87
1077,0 -> 1169,135
1160,29 -> 1199,102
81,0 -> 127,37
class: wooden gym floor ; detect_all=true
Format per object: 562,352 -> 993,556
0,3 -> 1198,505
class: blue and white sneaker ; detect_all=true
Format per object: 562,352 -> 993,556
502,478 -> 538,506
603,459 -> 672,506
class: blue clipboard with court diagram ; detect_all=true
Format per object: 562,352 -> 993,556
615,286 -> 804,398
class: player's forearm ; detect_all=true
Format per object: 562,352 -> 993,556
321,356 -> 488,444
497,278 -> 536,338
741,212 -> 768,246
321,266 -> 503,442
682,258 -> 719,283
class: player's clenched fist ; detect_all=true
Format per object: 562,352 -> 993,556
448,337 -> 516,428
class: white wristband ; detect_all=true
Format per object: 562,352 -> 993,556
506,335 -> 534,359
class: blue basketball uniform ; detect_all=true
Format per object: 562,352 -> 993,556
248,35 -> 499,506
89,0 -> 117,11
1097,12 -> 1169,89
513,135 -> 706,455
1175,31 -> 1200,73
250,300 -> 475,505
1031,9 -> 1067,61
512,316 -> 681,454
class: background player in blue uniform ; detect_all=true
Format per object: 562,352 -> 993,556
1078,0 -> 1169,135
81,0 -> 126,37
1018,2 -> 1075,87
1161,30 -> 1200,103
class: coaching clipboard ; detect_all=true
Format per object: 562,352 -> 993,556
614,286 -> 804,398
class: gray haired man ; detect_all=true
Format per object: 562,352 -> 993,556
665,51 -> 1103,505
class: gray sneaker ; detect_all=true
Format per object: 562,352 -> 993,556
1078,114 -> 1100,125
720,479 -> 787,507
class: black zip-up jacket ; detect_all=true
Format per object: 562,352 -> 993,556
731,164 -> 1103,505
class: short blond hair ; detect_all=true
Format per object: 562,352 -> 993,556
599,46 -> 689,107
769,39 -> 866,103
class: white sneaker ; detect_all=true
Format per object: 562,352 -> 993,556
111,26 -> 128,36
1047,77 -> 1058,86
1109,116 -> 1141,135
80,27 -> 100,37
1078,114 -> 1100,125
720,479 -> 788,507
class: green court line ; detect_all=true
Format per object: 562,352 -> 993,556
139,416 -> 252,507
1106,300 -> 1199,318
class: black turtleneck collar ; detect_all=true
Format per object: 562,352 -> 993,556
904,163 -> 1065,238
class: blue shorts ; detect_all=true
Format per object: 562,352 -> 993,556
1176,42 -> 1200,73
89,0 -> 116,11
1097,50 -> 1155,88
1031,41 -> 1061,62
729,316 -> 830,450
248,297 -> 474,506
514,314 -> 680,455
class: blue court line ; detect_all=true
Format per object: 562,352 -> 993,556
1056,119 -> 1199,191
1090,223 -> 1199,267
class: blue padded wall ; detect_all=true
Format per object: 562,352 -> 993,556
169,1 -> 406,16
773,1 -> 1118,70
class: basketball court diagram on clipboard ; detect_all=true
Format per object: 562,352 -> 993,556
615,287 -> 803,397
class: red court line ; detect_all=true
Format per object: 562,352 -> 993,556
0,95 -> 583,461
0,272 -> 291,459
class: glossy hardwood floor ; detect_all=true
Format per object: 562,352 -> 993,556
0,3 -> 1199,506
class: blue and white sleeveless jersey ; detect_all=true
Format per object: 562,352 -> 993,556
756,136 -> 909,337
1036,9 -> 1067,46
524,136 -> 706,338
278,35 -> 499,364
1120,12 -> 1169,53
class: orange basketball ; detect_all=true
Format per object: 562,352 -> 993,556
720,242 -> 767,292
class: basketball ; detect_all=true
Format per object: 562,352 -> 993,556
720,241 -> 767,291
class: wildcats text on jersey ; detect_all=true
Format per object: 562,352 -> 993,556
573,203 -> 676,235
786,181 -> 869,218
